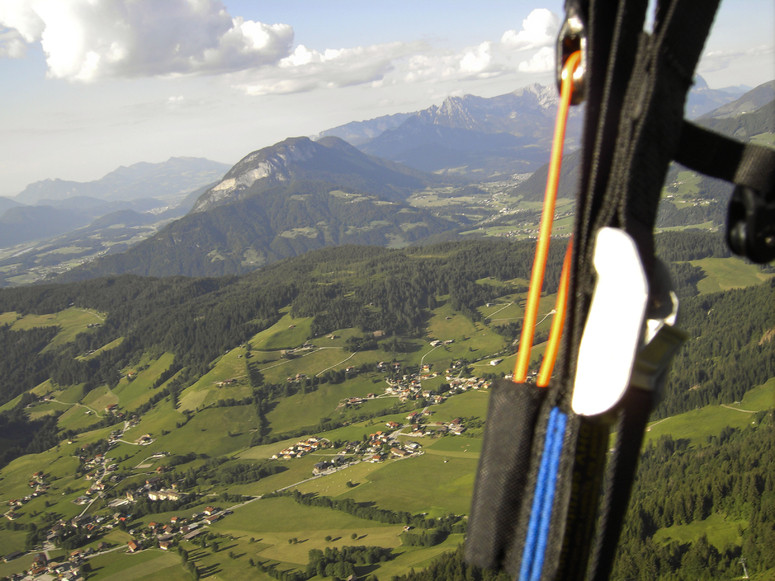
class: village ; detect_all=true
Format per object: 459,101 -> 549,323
4,446 -> 233,581
3,498 -> 229,580
336,355 -> 492,410
4,341 -> 491,578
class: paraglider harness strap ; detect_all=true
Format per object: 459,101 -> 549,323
466,0 -> 775,579
675,121 -> 775,264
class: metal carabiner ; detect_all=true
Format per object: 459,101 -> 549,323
556,1 -> 587,105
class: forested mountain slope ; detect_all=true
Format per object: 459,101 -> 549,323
55,138 -> 459,280
0,233 -> 772,580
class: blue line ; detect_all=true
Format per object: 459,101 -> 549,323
518,408 -> 568,581
530,410 -> 567,580
518,408 -> 557,579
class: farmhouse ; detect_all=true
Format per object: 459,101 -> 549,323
183,528 -> 206,540
147,489 -> 184,501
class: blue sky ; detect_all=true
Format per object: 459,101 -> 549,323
0,0 -> 773,198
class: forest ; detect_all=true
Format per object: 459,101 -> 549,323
387,416 -> 775,580
0,230 -> 772,580
0,231 -> 764,470
612,417 -> 775,579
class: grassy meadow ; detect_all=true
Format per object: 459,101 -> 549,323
0,249 -> 772,580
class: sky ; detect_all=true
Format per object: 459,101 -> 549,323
0,0 -> 773,199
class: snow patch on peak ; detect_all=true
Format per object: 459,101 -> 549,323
513,83 -> 558,109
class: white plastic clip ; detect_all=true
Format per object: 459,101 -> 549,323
571,228 -> 686,416
572,228 -> 649,416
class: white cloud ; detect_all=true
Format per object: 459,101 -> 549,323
0,0 -> 44,42
699,44 -> 775,73
501,9 -> 559,51
398,9 -> 560,85
238,41 -> 421,96
0,28 -> 28,58
460,42 -> 494,75
0,0 -> 293,81
518,46 -> 555,73
1,1 -> 562,92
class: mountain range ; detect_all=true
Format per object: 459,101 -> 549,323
0,78 -> 768,285
324,83 -> 583,176
56,137 -> 457,280
321,76 -> 745,176
0,158 -> 229,251
14,157 -> 231,205
0,75 -> 773,581
515,84 -> 775,205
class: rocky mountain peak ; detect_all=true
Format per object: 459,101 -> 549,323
191,135 -> 430,213
193,137 -> 319,212
511,83 -> 559,110
417,94 -> 483,130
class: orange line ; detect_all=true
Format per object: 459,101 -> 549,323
513,50 -> 581,383
537,239 -> 573,387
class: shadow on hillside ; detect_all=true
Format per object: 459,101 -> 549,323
199,563 -> 222,578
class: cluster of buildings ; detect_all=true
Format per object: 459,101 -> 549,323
49,514 -> 103,545
101,402 -> 128,420
376,361 -> 402,373
120,506 -> 226,555
446,418 -> 466,436
271,437 -> 331,460
445,375 -> 490,391
6,551 -> 83,580
337,393 -> 378,409
4,472 -> 50,521
358,430 -> 422,464
105,418 -> 139,445
288,426 -> 426,474
121,474 -> 187,504
72,450 -> 121,505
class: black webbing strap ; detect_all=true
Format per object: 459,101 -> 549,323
676,120 -> 775,195
676,121 -> 775,263
465,0 -> 771,579
552,0 -> 722,579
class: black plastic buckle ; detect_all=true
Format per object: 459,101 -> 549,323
727,185 -> 775,264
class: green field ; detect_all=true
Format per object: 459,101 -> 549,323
250,310 -> 314,351
692,257 -> 774,293
426,389 -> 489,423
1,253 -> 772,581
425,435 -> 483,457
338,453 -> 477,517
653,512 -> 746,551
0,311 -> 20,326
9,307 -> 105,350
87,549 -> 187,581
644,378 -> 774,445
126,404 -> 257,458
113,352 -> 177,411
266,377 -> 390,434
